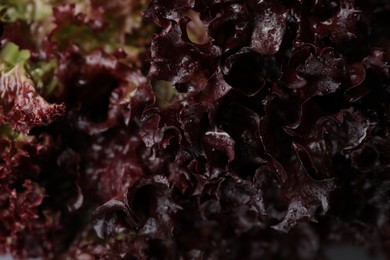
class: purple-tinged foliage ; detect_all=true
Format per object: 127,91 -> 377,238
0,0 -> 389,259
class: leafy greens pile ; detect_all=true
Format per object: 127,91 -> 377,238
0,0 -> 389,259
